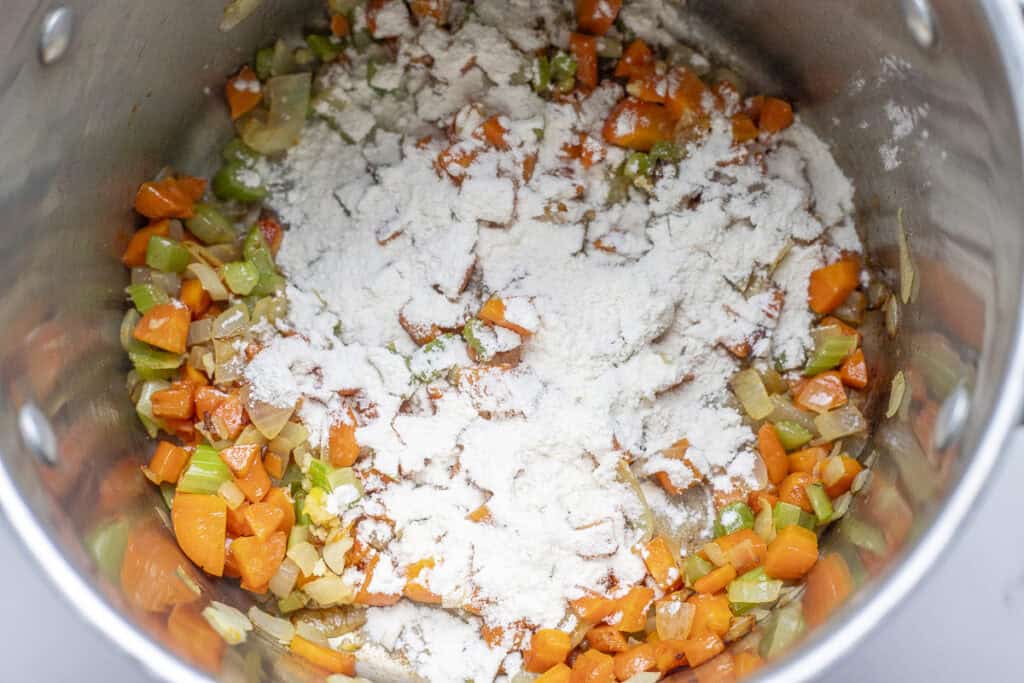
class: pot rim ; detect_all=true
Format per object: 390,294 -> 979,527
2,1 -> 1024,682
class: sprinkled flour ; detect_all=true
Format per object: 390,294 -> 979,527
239,2 -> 860,680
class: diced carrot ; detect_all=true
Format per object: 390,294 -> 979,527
666,67 -> 708,120
764,524 -> 818,580
794,371 -> 847,413
523,153 -> 538,182
627,72 -> 667,104
733,651 -> 764,677
788,446 -> 828,475
226,502 -> 252,536
839,348 -> 868,389
615,585 -> 655,632
194,386 -> 228,422
120,521 -> 201,612
404,557 -> 442,604
570,33 -> 598,90
263,487 -> 295,534
524,628 -> 573,672
570,648 -> 616,683
731,113 -> 758,144
180,278 -> 211,318
747,490 -> 778,514
653,639 -> 687,674
687,593 -> 731,638
819,314 -> 860,340
133,302 -> 190,354
479,116 -> 509,150
615,39 -> 654,80
354,553 -> 402,606
330,13 -> 351,37
822,454 -> 863,498
466,504 -> 491,522
585,625 -> 629,654
410,0 -> 446,22
290,635 -> 356,675
167,602 -> 224,673
147,441 -> 190,485
654,438 -> 692,496
709,529 -> 767,574
244,502 -> 285,542
257,216 -> 283,254
211,392 -> 248,441
757,423 -> 789,486
571,593 -> 620,623
808,258 -> 860,314
435,144 -> 478,184
682,633 -> 725,669
479,296 -> 506,326
152,383 -> 194,420
758,97 -> 794,134
234,457 -> 271,503
328,417 -> 360,467
226,65 -> 263,121
692,563 -> 736,594
641,536 -> 681,590
134,178 -> 197,220
231,530 -> 286,589
778,471 -> 815,513
576,0 -> 621,35
744,95 -> 765,120
537,663 -> 572,683
603,98 -> 675,151
613,643 -> 657,680
122,220 -> 171,267
562,133 -> 606,169
172,493 -> 227,577
219,443 -> 260,477
803,552 -> 854,627
176,176 -> 207,202
264,452 -> 285,479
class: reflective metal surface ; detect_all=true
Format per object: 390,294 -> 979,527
1,1 -> 1023,681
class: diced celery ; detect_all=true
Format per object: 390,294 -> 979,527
684,554 -> 713,587
596,36 -> 623,58
187,203 -> 237,244
254,46 -> 275,81
715,501 -> 754,537
308,459 -> 334,492
178,445 -> 231,494
804,329 -> 858,376
126,283 -> 169,314
146,236 -> 191,273
650,141 -> 685,163
550,52 -> 577,92
129,347 -> 184,374
288,524 -> 309,549
160,483 -> 176,510
805,482 -> 834,524
222,138 -> 261,165
135,379 -> 170,438
213,162 -> 267,204
531,56 -> 551,93
327,466 -> 362,496
773,501 -> 816,531
306,34 -> 340,62
223,261 -> 260,296
462,319 -> 487,358
278,591 -> 309,614
86,518 -> 131,584
730,369 -> 773,420
623,152 -> 651,179
243,226 -> 284,296
759,603 -> 805,659
727,567 -> 783,605
774,420 -> 813,451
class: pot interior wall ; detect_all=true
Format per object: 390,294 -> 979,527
0,1 -> 1021,681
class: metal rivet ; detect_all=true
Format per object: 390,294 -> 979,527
18,403 -> 58,466
902,0 -> 936,48
933,382 -> 969,451
39,7 -> 73,65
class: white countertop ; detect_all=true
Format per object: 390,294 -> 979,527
2,453 -> 1021,682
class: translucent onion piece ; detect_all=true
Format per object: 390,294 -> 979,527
622,674 -> 661,683
218,480 -> 246,510
833,290 -> 866,326
897,208 -> 915,304
753,502 -> 776,543
187,262 -> 230,301
206,243 -> 243,264
655,599 -> 695,640
202,601 -> 252,645
188,318 -> 214,346
213,303 -> 250,339
295,620 -> 330,644
248,397 -> 295,440
768,395 -> 818,434
884,294 -> 900,338
815,404 -> 867,441
270,422 -> 309,455
235,424 -> 268,447
120,309 -> 142,353
131,267 -> 153,286
322,534 -> 354,575
730,368 -> 773,420
150,270 -> 181,296
214,339 -> 242,384
220,0 -> 263,31
251,296 -> 289,323
248,606 -> 295,645
303,574 -> 355,607
269,557 -> 301,599
886,371 -> 906,419
287,542 -> 319,576
292,606 -> 368,641
758,367 -> 788,395
238,74 -> 311,155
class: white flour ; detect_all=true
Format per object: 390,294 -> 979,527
245,5 -> 860,680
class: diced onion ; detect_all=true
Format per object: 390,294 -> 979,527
206,243 -> 242,264
322,534 -> 354,575
886,371 -> 906,419
815,404 -> 867,441
238,74 -> 311,155
269,557 -> 301,599
248,397 -> 295,440
754,501 -> 776,543
150,270 -> 181,296
622,674 -> 661,683
213,304 -> 250,339
187,262 -> 230,301
131,267 -> 153,286
509,674 -> 539,683
202,601 -> 252,645
235,424 -> 268,447
287,541 -> 320,576
220,0 -> 263,31
655,599 -> 695,640
270,422 -> 310,454
247,606 -> 295,645
295,620 -> 330,644
188,318 -> 214,346
303,574 -> 355,607
768,395 -> 818,434
214,339 -> 242,384
884,294 -> 900,338
730,369 -> 773,420
291,606 -> 367,640
218,480 -> 246,510
252,296 -> 289,323
702,540 -> 727,567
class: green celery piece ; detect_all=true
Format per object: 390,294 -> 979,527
213,162 -> 268,203
774,420 -> 813,451
715,501 -> 754,537
145,236 -> 191,273
222,138 -> 261,165
223,261 -> 260,295
288,524 -> 309,549
684,554 -> 713,587
805,482 -> 834,524
804,334 -> 858,376
596,36 -> 623,58
327,466 -> 362,495
254,46 -> 275,80
462,319 -> 488,359
293,47 -> 315,66
187,203 -> 237,244
532,56 -> 551,93
730,601 -> 757,616
773,501 -> 816,531
623,152 -> 651,179
135,379 -> 170,438
125,283 -> 169,314
278,592 -> 309,614
178,445 -> 231,494
244,226 -> 285,296
352,28 -> 373,51
306,34 -> 340,62
727,567 -> 783,604
550,52 -> 577,81
86,518 -> 131,584
308,459 -> 334,492
129,347 -> 184,374
160,483 -> 176,510
650,141 -> 685,163
759,604 -> 805,659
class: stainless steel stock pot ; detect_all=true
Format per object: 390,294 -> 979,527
2,1 -> 1024,681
